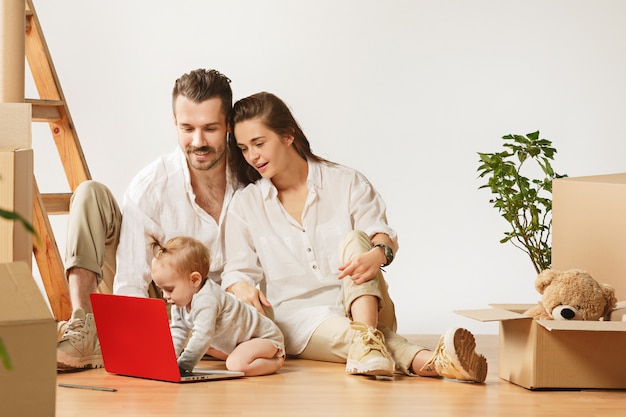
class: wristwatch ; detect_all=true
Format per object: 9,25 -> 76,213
373,243 -> 394,267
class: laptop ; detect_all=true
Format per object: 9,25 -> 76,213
90,293 -> 244,383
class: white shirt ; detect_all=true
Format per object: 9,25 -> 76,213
221,160 -> 397,355
114,147 -> 239,297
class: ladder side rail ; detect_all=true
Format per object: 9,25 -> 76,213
25,0 -> 91,189
32,180 -> 72,320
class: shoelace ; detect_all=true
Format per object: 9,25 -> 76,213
60,318 -> 87,342
358,328 -> 387,353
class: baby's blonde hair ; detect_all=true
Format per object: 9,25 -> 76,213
150,236 -> 211,282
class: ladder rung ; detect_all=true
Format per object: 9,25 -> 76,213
25,98 -> 63,122
41,192 -> 71,214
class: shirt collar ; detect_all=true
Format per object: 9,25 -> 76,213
258,159 -> 322,200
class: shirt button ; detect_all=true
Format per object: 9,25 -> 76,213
312,265 -> 318,270
307,248 -> 312,252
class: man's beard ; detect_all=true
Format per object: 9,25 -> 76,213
186,146 -> 225,171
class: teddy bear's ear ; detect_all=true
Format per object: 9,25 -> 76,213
600,283 -> 618,320
534,269 -> 558,294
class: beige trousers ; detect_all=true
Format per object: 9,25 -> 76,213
297,230 -> 425,374
64,181 -> 121,294
64,180 -> 160,298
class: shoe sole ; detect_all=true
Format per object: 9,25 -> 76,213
57,351 -> 104,370
445,328 -> 488,383
346,358 -> 395,377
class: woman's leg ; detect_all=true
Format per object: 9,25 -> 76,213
339,230 -> 397,330
338,231 -> 487,382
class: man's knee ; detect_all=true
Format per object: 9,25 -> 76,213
71,180 -> 107,207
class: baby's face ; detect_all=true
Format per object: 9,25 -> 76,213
151,258 -> 195,309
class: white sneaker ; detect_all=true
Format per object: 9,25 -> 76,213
56,308 -> 103,370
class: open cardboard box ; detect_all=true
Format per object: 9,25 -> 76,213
456,304 -> 626,390
0,262 -> 56,416
456,172 -> 626,390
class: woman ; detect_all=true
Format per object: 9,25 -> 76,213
221,92 -> 487,382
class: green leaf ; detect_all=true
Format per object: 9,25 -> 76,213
0,208 -> 36,236
0,337 -> 12,371
477,131 -> 566,274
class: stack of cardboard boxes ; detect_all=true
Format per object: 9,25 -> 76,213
457,172 -> 626,390
0,103 -> 56,416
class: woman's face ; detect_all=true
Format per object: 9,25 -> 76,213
234,118 -> 293,179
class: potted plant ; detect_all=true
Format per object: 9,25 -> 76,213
477,131 -> 567,274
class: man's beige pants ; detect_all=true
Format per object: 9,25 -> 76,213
64,180 -> 160,298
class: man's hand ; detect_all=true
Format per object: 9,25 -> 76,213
227,281 -> 271,316
337,249 -> 383,285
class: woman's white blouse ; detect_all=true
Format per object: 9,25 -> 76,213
221,160 -> 397,355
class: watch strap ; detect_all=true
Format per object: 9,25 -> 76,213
373,243 -> 394,267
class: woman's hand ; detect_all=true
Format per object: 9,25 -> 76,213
337,248 -> 384,285
227,281 -> 272,316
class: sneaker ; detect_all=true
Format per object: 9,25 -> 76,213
421,328 -> 487,383
56,320 -> 68,341
346,322 -> 395,377
56,308 -> 103,370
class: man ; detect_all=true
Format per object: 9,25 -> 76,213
57,69 -> 240,370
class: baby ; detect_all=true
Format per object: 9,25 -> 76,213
150,236 -> 285,376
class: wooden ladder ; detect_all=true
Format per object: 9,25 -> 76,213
25,0 -> 91,321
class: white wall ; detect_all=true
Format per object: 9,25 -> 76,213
27,0 -> 626,335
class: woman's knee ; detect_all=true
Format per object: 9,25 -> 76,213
339,230 -> 371,262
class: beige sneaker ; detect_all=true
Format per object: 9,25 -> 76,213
346,322 -> 395,377
56,320 -> 68,341
421,328 -> 487,383
56,308 -> 103,370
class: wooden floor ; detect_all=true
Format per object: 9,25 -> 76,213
56,335 -> 625,417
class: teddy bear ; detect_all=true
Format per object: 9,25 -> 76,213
523,268 -> 617,321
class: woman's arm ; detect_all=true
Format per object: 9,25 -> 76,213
337,232 -> 395,284
226,281 -> 271,316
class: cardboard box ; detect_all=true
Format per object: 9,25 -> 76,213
0,103 -> 33,266
455,172 -> 626,390
0,103 -> 31,150
456,305 -> 626,390
0,149 -> 33,266
552,173 -> 626,300
0,262 -> 56,416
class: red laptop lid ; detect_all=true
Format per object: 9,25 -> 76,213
90,293 -> 181,382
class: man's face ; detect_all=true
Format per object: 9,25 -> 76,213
174,96 -> 229,171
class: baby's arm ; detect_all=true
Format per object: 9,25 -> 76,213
169,306 -> 190,356
175,302 -> 218,372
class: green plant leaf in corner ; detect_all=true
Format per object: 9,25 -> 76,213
477,131 -> 567,274
0,208 -> 36,236
0,337 -> 13,371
